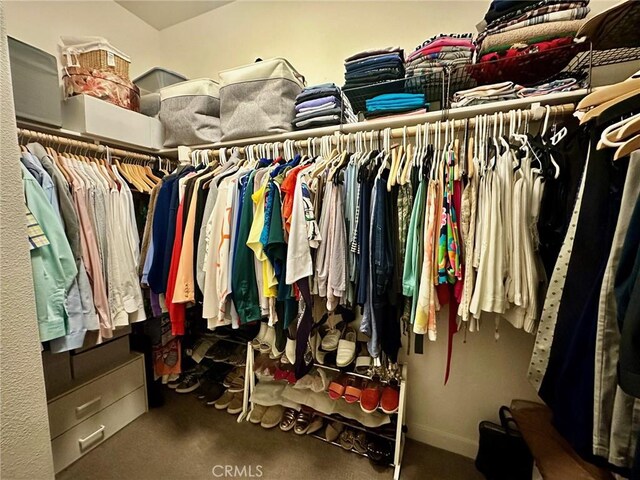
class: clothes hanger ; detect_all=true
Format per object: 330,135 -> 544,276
577,76 -> 640,111
580,87 -> 640,125
597,113 -> 640,150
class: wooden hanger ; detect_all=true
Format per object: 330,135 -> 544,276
614,134 -> 640,161
577,77 -> 640,111
580,87 -> 640,125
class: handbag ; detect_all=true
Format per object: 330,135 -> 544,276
475,406 -> 533,480
219,58 -> 305,141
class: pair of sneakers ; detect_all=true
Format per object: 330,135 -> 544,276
213,390 -> 244,414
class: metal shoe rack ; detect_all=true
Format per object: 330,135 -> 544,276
242,348 -> 408,480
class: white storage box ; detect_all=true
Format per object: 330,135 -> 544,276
62,94 -> 163,149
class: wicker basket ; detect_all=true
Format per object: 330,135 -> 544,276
69,49 -> 129,80
60,36 -> 131,81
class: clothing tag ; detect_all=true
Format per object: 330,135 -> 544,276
107,51 -> 115,67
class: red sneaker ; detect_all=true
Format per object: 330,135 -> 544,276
360,381 -> 382,413
380,385 -> 399,414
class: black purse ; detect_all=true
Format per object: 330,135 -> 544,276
475,406 -> 533,480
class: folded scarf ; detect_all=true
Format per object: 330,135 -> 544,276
295,95 -> 339,110
345,47 -> 404,63
407,38 -> 475,62
476,6 -> 590,46
479,19 -> 585,54
517,77 -> 580,97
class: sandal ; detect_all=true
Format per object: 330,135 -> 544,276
339,428 -> 355,450
354,344 -> 372,374
353,431 -> 368,454
227,374 -> 245,393
222,367 -> 244,388
279,408 -> 297,432
294,410 -> 313,435
344,377 -> 363,404
327,374 -> 348,400
259,326 -> 276,353
251,322 -> 268,350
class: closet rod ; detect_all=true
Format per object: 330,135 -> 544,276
17,128 -> 164,162
204,102 -> 575,156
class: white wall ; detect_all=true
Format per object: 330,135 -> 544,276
159,0 -> 621,85
0,4 -> 55,478
3,0 -> 162,78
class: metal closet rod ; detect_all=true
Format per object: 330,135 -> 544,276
17,128 -> 164,162
203,103 -> 576,156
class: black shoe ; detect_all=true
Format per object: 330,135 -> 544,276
204,383 -> 226,406
175,372 -> 201,393
206,341 -> 235,362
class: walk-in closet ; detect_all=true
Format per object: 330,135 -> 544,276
1,1 -> 640,479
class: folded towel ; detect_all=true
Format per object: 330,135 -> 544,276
478,19 -> 585,54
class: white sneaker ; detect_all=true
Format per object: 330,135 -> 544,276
285,337 -> 296,364
260,326 -> 276,353
251,322 -> 268,350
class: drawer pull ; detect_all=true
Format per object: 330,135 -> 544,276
75,397 -> 102,418
78,425 -> 105,451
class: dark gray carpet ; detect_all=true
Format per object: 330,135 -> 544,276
57,390 -> 482,480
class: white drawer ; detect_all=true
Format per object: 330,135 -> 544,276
52,386 -> 147,474
48,356 -> 144,439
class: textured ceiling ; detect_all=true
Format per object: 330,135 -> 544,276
115,1 -> 232,30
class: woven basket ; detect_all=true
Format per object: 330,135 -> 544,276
72,49 -> 130,80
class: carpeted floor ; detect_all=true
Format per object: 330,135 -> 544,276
57,390 -> 483,480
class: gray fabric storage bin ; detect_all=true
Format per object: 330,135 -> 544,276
159,78 -> 220,147
8,36 -> 62,127
140,92 -> 160,118
134,67 -> 187,94
219,58 -> 305,141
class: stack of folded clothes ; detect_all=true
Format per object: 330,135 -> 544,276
451,81 -> 523,108
472,0 -> 590,84
342,48 -> 405,113
405,33 -> 475,90
365,93 -> 426,118
292,83 -> 357,130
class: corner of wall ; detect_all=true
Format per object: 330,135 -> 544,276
0,3 -> 55,479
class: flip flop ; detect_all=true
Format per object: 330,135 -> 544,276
339,428 -> 355,450
344,377 -> 363,404
328,374 -> 348,400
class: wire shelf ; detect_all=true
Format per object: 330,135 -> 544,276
337,42 -> 639,122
